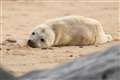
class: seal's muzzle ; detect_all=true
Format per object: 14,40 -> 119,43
27,40 -> 37,48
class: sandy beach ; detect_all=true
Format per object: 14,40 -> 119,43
0,0 -> 120,76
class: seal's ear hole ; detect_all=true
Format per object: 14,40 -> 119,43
42,29 -> 45,33
40,38 -> 45,42
32,32 -> 35,35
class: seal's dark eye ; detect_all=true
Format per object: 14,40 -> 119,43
32,32 -> 35,35
40,38 -> 45,42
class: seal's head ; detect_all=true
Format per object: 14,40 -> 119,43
27,24 -> 55,48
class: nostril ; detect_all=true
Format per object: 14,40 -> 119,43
27,40 -> 33,45
27,40 -> 36,48
28,40 -> 31,43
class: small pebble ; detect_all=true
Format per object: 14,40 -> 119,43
69,55 -> 73,57
41,48 -> 48,50
6,34 -> 11,36
79,46 -> 83,48
17,39 -> 27,47
48,47 -> 54,50
95,45 -> 99,47
6,38 -> 16,43
6,48 -> 10,51
1,42 -> 6,45
65,50 -> 71,53
79,54 -> 85,57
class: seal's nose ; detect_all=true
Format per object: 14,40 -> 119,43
27,40 -> 36,48
28,40 -> 32,44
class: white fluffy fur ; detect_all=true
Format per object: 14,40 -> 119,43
28,16 -> 113,48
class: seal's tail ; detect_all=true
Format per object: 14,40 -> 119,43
105,32 -> 120,42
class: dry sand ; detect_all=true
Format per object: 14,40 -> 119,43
0,0 -> 120,76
